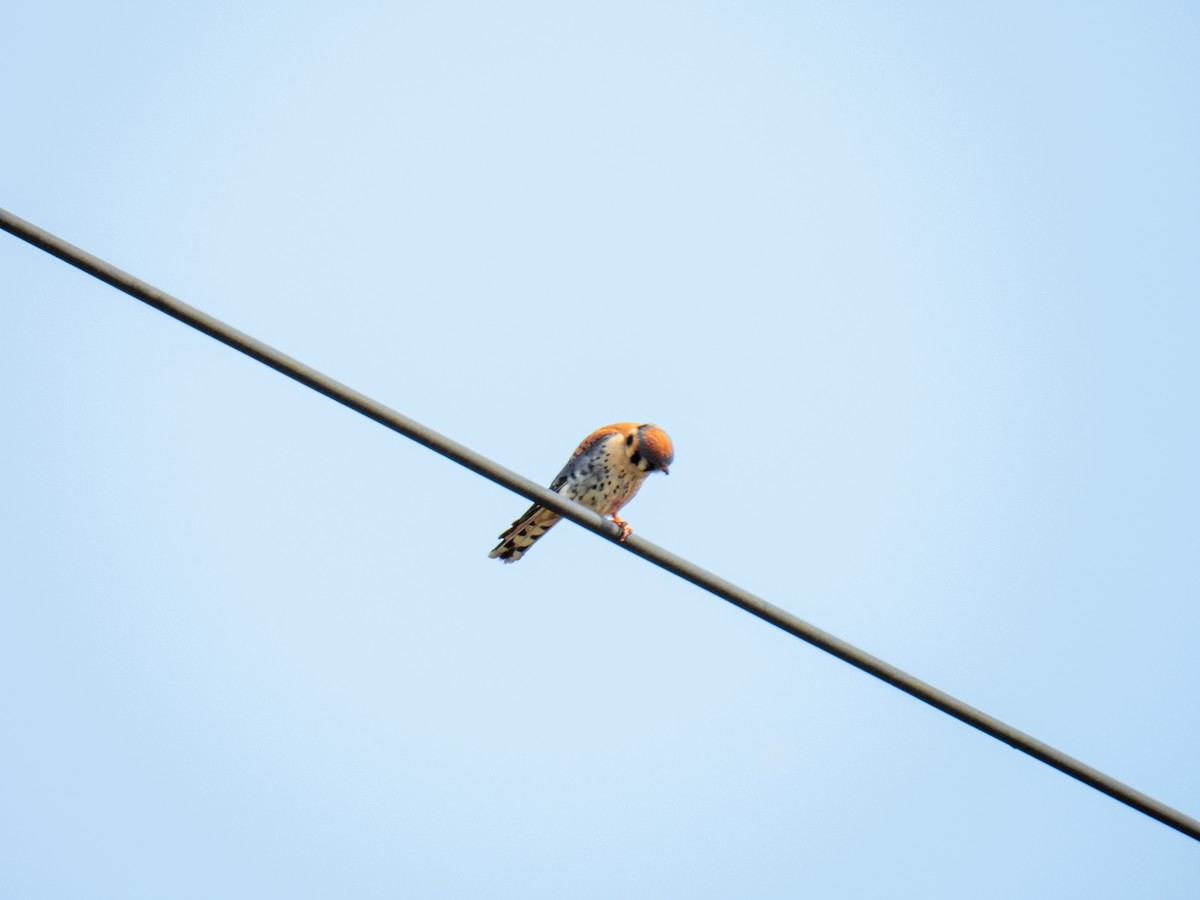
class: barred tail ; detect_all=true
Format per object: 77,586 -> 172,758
488,505 -> 562,563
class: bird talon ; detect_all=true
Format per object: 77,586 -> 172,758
612,516 -> 632,542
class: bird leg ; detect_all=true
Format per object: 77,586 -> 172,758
611,515 -> 632,542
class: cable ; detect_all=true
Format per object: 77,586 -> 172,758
3,205 -> 1198,843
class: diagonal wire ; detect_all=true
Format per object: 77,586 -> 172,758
3,205 -> 1198,844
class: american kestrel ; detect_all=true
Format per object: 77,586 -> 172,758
489,422 -> 674,563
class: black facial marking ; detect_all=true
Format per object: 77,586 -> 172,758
630,451 -> 642,466
625,434 -> 634,446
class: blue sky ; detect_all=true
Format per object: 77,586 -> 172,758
2,2 -> 1198,897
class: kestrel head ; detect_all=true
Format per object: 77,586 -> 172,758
627,423 -> 674,475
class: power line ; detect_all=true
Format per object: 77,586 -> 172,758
3,205 -> 1197,844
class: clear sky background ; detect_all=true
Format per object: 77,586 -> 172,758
2,2 -> 1198,897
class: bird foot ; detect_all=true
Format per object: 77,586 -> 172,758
611,516 -> 632,542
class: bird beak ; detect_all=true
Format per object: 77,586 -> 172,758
661,467 -> 669,476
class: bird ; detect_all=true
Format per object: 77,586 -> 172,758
489,422 -> 674,563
